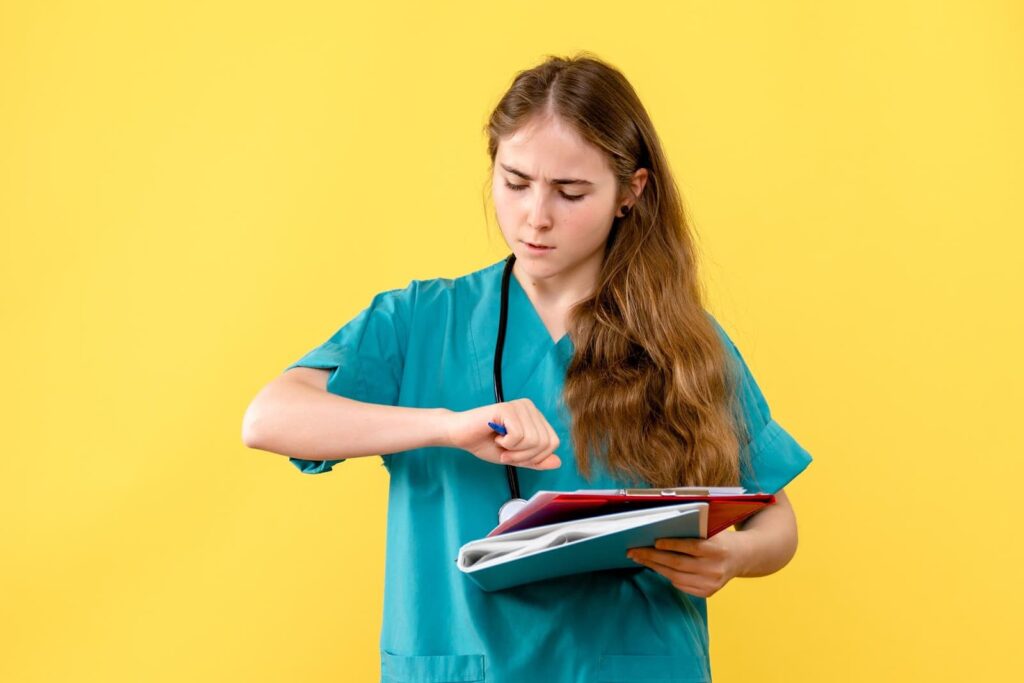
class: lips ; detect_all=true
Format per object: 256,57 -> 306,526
523,241 -> 553,249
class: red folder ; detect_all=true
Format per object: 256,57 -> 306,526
487,488 -> 775,538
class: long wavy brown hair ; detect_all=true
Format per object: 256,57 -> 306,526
483,52 -> 753,488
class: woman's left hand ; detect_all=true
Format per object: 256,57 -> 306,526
626,531 -> 749,598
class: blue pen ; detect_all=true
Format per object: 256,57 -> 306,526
487,421 -> 507,436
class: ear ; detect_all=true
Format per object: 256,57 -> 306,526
631,167 -> 649,200
620,168 -> 650,208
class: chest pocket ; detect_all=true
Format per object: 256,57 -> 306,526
381,651 -> 486,682
597,654 -> 710,682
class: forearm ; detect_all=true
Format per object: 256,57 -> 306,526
243,379 -> 452,459
731,497 -> 799,578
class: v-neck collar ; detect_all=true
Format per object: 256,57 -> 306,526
507,264 -> 573,350
465,259 -> 576,403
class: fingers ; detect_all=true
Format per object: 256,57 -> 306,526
494,398 -> 561,469
521,405 -> 556,467
495,400 -> 531,450
524,419 -> 560,469
629,548 -> 701,573
533,453 -> 562,470
653,537 -> 708,557
499,442 -> 559,468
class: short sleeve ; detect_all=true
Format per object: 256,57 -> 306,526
283,281 -> 416,474
709,316 -> 813,494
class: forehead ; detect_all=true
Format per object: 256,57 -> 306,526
496,116 -> 613,179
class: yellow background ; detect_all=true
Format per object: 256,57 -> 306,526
2,1 -> 1021,681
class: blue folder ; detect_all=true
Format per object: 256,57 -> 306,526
456,502 -> 707,592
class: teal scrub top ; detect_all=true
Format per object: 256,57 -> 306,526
283,258 -> 813,683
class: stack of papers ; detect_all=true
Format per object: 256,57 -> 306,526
460,502 -> 707,569
486,487 -> 762,537
456,487 -> 776,592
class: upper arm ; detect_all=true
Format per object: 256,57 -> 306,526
242,368 -> 332,447
246,367 -> 330,418
273,281 -> 420,474
736,486 -> 794,531
772,487 -> 791,508
280,366 -> 330,391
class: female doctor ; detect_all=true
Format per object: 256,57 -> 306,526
242,53 -> 812,683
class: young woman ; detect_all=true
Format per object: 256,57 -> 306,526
243,53 -> 812,683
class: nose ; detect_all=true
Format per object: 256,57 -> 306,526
526,193 -> 553,231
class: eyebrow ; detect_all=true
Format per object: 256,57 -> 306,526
500,163 -> 594,186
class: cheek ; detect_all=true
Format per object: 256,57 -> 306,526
493,198 -> 516,235
493,186 -> 522,212
564,203 -> 613,238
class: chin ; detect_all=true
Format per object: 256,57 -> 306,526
517,258 -> 563,279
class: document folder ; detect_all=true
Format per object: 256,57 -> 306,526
457,488 -> 775,592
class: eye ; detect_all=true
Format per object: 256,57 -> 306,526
503,180 -> 584,202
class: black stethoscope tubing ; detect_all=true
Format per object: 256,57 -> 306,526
495,253 -> 528,523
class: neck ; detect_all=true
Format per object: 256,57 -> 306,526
512,252 -> 602,309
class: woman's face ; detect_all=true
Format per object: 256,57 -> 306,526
492,115 -> 636,284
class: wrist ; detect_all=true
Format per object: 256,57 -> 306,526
427,407 -> 455,448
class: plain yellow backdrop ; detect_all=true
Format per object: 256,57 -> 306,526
2,1 -> 1021,681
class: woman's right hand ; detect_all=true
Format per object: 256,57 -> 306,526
442,399 -> 562,470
